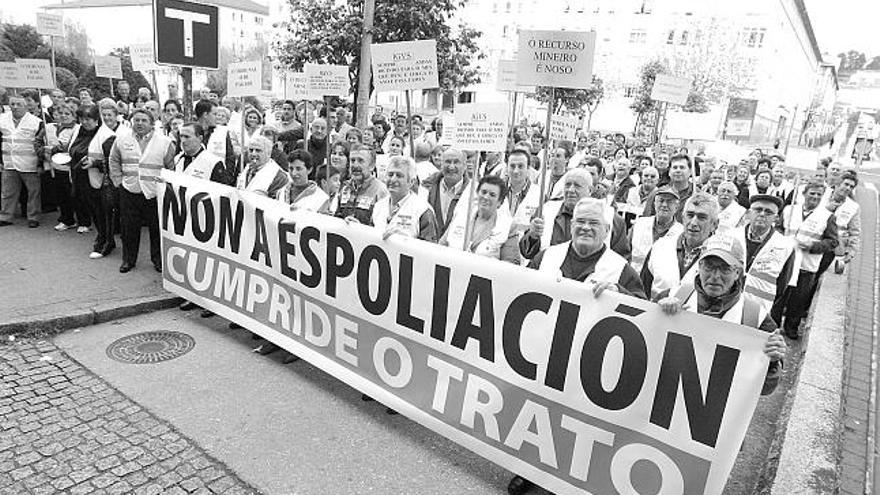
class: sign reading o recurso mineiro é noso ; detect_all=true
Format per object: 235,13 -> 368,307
516,30 -> 596,90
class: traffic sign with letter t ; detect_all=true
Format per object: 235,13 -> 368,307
153,0 -> 219,69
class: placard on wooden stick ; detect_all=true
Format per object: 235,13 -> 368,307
370,40 -> 439,92
36,13 -> 64,37
15,59 -> 54,89
129,43 -> 160,73
304,63 -> 349,97
650,74 -> 692,106
226,60 -> 262,97
452,103 -> 509,152
94,56 -> 123,80
515,30 -> 596,89
549,113 -> 580,142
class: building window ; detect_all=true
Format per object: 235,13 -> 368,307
623,85 -> 638,97
629,29 -> 647,44
255,16 -> 263,25
666,30 -> 675,44
743,27 -> 766,48
679,30 -> 688,45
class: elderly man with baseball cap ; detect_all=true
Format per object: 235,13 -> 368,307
660,234 -> 786,395
628,185 -> 684,273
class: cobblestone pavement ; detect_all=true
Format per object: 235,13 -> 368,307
0,339 -> 260,495
839,182 -> 879,495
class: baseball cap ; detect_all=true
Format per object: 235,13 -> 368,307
749,193 -> 783,212
655,185 -> 680,200
698,234 -> 745,269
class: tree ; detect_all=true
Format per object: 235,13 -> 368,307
0,24 -> 44,59
54,67 -> 78,95
630,60 -> 667,138
205,41 -> 271,97
534,76 -> 604,131
838,50 -> 867,73
59,21 -> 91,65
273,0 -> 482,120
865,55 -> 880,71
77,48 -> 150,100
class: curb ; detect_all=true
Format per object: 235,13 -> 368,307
0,294 -> 183,337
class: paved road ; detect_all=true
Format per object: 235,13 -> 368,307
53,310 -> 514,495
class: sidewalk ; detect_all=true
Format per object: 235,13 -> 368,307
0,225 -> 178,334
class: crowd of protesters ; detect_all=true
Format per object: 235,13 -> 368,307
0,80 -> 864,495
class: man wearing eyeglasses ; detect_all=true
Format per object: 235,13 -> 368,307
730,194 -> 796,324
235,136 -> 288,198
659,234 -> 786,396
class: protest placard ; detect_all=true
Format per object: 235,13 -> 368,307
227,60 -> 262,97
496,60 -> 535,93
36,12 -> 64,37
549,113 -> 581,142
282,72 -> 318,100
516,30 -> 596,89
94,56 -> 123,80
452,103 -> 509,152
130,43 -> 160,73
370,40 -> 439,92
304,63 -> 349,97
651,74 -> 693,106
158,171 -> 773,495
15,59 -> 54,89
0,62 -> 22,88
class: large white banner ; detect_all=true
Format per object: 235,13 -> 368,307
158,171 -> 771,495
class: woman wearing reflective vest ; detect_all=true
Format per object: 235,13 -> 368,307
85,100 -> 129,259
276,149 -> 329,213
108,108 -> 176,273
441,174 -> 517,262
779,181 -> 838,339
730,194 -> 796,324
45,102 -> 78,230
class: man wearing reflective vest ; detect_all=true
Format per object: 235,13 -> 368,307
730,194 -> 796,324
509,197 -> 645,495
823,171 -> 860,275
779,180 -> 838,339
628,185 -> 683,273
0,95 -> 45,228
108,108 -> 175,273
518,168 -> 631,261
236,136 -> 288,198
659,234 -> 786,395
173,123 -> 230,184
194,99 -> 236,180
371,156 -> 436,242
640,192 -> 719,301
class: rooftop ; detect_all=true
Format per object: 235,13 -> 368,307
43,0 -> 269,16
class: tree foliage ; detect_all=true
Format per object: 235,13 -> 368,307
272,0 -> 483,98
534,76 -> 604,116
206,41 -> 271,96
77,47 -> 151,100
630,60 -> 667,116
0,24 -> 44,59
54,67 -> 78,95
838,50 -> 867,73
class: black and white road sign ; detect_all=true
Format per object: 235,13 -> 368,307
153,0 -> 219,69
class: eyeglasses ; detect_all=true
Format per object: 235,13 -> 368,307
749,207 -> 777,216
700,260 -> 735,275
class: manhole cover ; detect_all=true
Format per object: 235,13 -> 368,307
106,331 -> 195,364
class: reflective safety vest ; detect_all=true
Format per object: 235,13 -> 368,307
237,159 -> 282,194
833,197 -> 859,227
646,233 -> 701,300
115,131 -> 172,199
538,241 -> 628,285
276,182 -> 329,213
505,182 -> 541,234
371,192 -> 432,238
717,202 -> 746,232
206,126 -> 228,158
445,207 -> 513,259
174,150 -> 221,181
631,216 -> 683,273
86,124 -> 117,189
733,227 -> 795,311
679,290 -> 766,328
0,112 -> 41,172
783,204 -> 833,273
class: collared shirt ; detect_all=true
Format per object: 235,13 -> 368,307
439,178 -> 464,221
507,180 -> 530,215
677,234 -> 703,277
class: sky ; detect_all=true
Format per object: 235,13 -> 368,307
803,0 -> 879,58
2,0 -> 878,60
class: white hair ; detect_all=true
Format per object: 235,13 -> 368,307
387,155 -> 417,182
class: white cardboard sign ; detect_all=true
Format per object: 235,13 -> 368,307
94,56 -> 123,79
304,63 -> 349,97
650,74 -> 692,106
453,103 -> 509,152
282,72 -> 319,100
549,113 -> 580,142
370,40 -> 439,92
36,13 -> 64,37
726,119 -> 753,137
15,59 -> 54,89
130,43 -> 160,72
516,30 -> 596,89
496,59 -> 535,93
0,62 -> 22,88
226,60 -> 262,97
